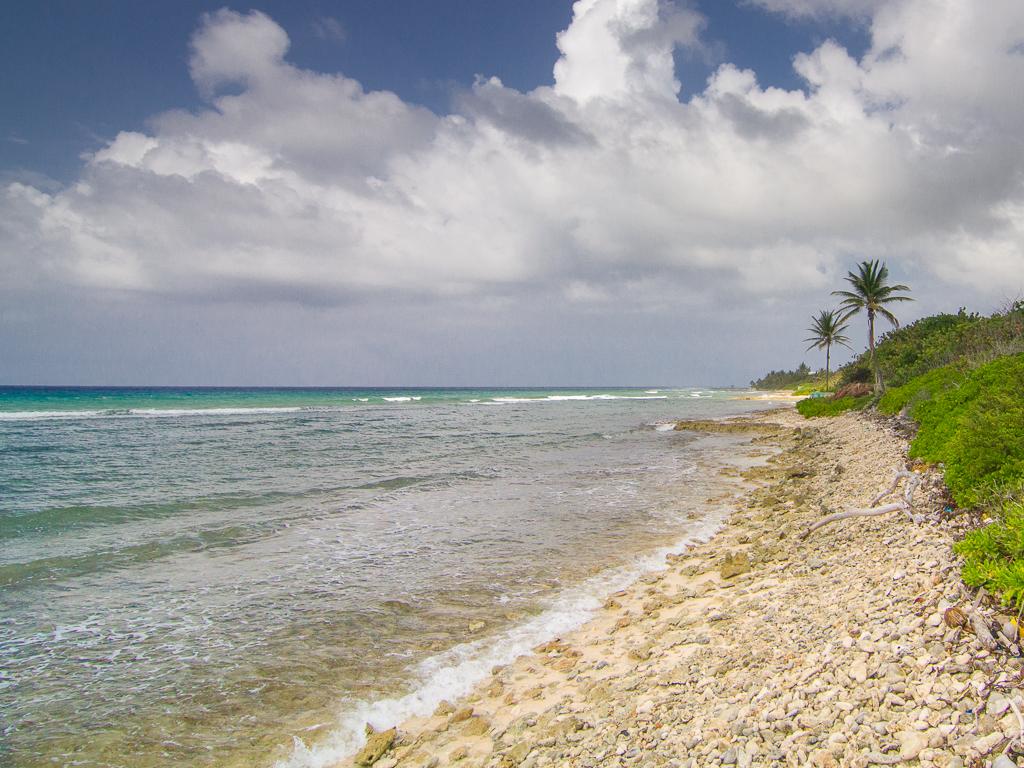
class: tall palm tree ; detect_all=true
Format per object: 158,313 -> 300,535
804,310 -> 851,390
832,260 -> 913,393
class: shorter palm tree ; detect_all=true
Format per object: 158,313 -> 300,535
804,310 -> 851,390
833,260 -> 913,393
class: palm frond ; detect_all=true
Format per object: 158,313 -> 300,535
878,307 -> 901,327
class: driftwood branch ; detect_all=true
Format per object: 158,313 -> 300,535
801,470 -> 923,540
966,607 -> 999,649
956,587 -> 1004,651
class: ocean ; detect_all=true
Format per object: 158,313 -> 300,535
0,386 -> 782,767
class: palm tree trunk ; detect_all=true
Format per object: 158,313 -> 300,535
868,309 -> 882,393
825,344 -> 831,390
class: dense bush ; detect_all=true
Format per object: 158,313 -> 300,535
956,500 -> 1024,610
837,303 -> 1024,389
871,312 -> 975,386
795,395 -> 871,418
892,354 -> 1024,507
876,363 -> 967,416
942,387 -> 1024,507
838,362 -> 873,386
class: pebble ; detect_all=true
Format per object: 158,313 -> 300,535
974,732 -> 1005,754
899,730 -> 928,760
987,691 -> 1011,717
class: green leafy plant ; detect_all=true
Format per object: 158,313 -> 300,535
872,353 -> 1023,511
837,303 -> 1024,389
795,395 -> 871,418
876,363 -> 967,416
956,500 -> 1024,610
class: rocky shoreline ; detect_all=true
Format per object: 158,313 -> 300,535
339,408 -> 1023,768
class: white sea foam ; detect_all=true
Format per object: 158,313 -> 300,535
277,515 -> 725,768
134,407 -> 307,417
0,392 -> 677,420
489,394 -> 668,404
0,406 -> 326,421
0,410 -> 110,421
653,422 -> 677,432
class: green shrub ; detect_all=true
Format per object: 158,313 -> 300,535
836,303 -> 1024,389
796,395 -> 871,418
838,362 -> 872,386
873,312 -> 975,387
956,500 -> 1024,610
876,363 -> 967,416
906,354 -> 1024,507
943,390 -> 1024,506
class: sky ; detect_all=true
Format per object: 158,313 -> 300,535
2,0 -> 1022,386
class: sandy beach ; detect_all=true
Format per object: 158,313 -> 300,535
341,408 -> 1023,768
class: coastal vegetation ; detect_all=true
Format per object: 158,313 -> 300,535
771,267 -> 1024,609
956,500 -> 1024,610
794,394 -> 870,418
880,352 -> 1024,608
878,354 -> 1024,507
749,363 -> 816,390
844,303 -> 1024,390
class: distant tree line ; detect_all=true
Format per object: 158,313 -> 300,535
749,363 -> 812,390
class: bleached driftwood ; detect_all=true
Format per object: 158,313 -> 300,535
800,469 -> 922,540
957,587 -> 1003,651
965,608 -> 999,649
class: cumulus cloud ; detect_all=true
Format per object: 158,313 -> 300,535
3,0 -> 1023,317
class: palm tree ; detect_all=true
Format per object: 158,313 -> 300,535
804,310 -> 851,390
832,260 -> 913,393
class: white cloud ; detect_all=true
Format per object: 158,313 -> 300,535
3,0 -> 1023,314
745,0 -> 887,20
553,0 -> 705,102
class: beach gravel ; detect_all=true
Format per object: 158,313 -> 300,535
335,409 -> 1023,767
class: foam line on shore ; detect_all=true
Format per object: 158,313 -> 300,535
278,515 -> 729,768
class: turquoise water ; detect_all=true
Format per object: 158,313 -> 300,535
0,386 -> 782,767
0,385 -> 702,417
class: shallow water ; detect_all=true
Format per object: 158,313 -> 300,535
0,387 -> 779,767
